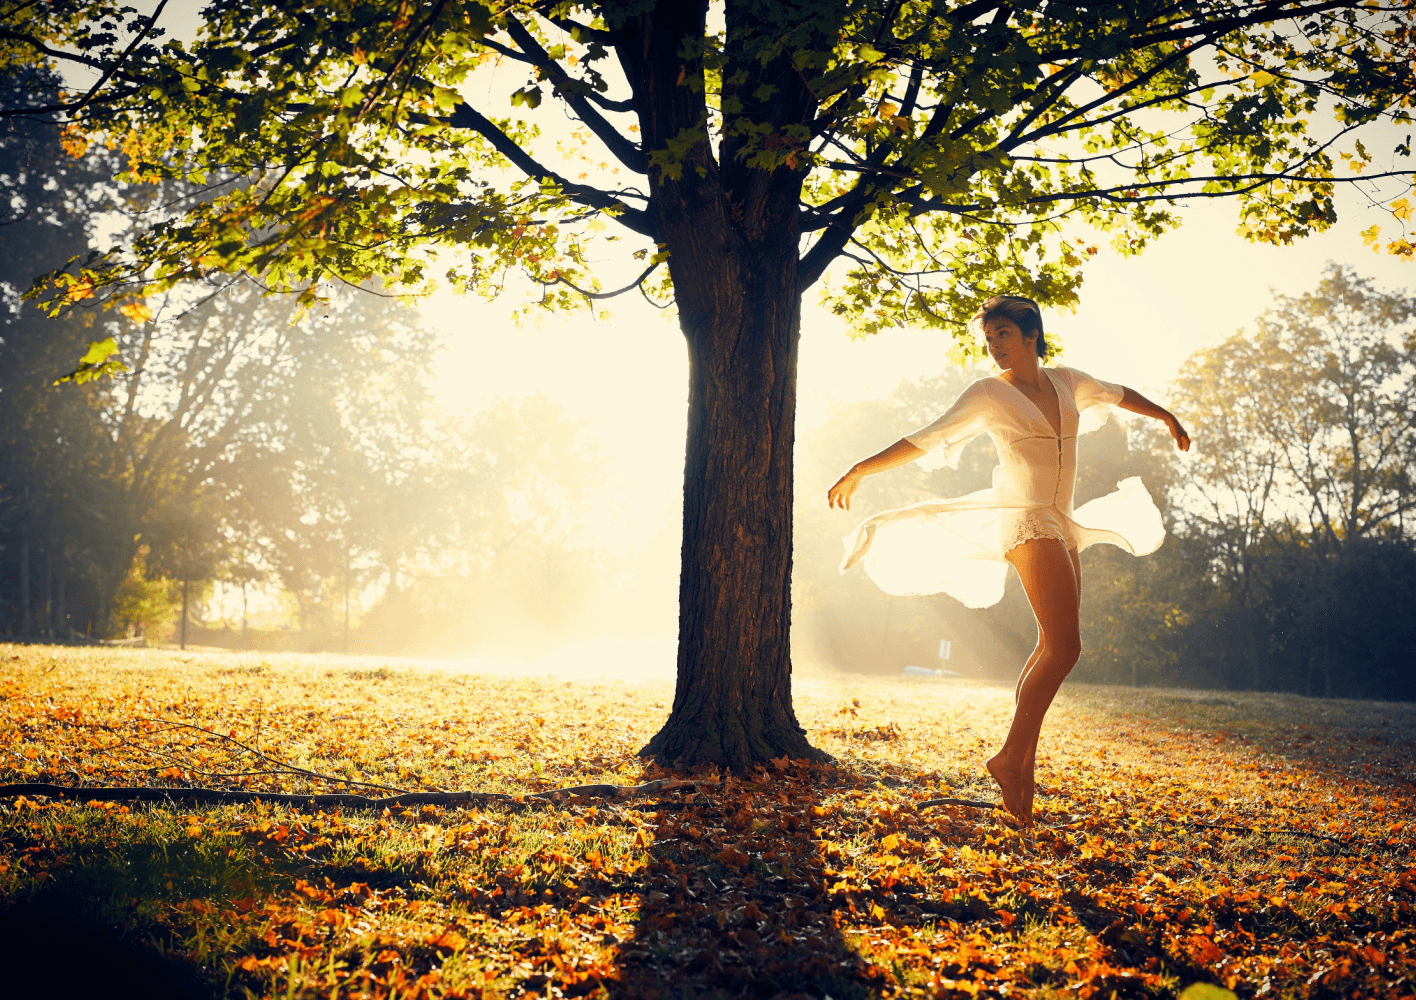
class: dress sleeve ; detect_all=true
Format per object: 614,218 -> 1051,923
903,380 -> 990,470
1061,366 -> 1124,435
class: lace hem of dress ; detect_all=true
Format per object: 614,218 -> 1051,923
1001,509 -> 1071,554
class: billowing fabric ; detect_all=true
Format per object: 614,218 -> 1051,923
839,366 -> 1164,608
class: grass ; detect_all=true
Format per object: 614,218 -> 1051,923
0,642 -> 1412,999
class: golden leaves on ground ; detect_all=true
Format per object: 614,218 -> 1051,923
0,644 -> 1413,999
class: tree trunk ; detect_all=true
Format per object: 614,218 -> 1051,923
637,213 -> 827,770
55,547 -> 65,638
18,530 -> 29,636
344,544 -> 351,653
621,0 -> 829,771
42,538 -> 52,635
180,578 -> 188,650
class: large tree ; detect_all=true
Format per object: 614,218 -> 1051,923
5,0 -> 1413,768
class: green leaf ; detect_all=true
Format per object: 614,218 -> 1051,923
55,338 -> 129,386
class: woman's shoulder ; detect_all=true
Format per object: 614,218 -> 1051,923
1045,365 -> 1102,390
956,376 -> 1002,405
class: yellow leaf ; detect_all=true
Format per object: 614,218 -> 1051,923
78,338 -> 121,366
118,299 -> 154,323
1249,70 -> 1277,87
880,833 -> 899,851
1360,224 -> 1381,249
1179,986 -> 1238,1000
1391,197 -> 1412,223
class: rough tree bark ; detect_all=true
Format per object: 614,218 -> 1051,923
619,3 -> 830,770
640,234 -> 825,769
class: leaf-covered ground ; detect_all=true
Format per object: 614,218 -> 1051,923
0,643 -> 1412,999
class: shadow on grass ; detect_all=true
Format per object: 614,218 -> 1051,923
590,761 -> 1007,1000
0,897 -> 212,1000
0,827 -> 301,1000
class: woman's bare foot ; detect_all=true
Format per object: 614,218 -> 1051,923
986,753 -> 1034,825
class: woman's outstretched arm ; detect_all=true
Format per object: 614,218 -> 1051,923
827,438 -> 927,510
1118,387 -> 1191,452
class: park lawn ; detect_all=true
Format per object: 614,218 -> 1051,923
0,643 -> 1412,1000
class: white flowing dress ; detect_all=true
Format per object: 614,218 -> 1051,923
838,366 -> 1165,608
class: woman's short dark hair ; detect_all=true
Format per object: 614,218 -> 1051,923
972,295 -> 1047,358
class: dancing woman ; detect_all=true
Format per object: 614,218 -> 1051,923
827,296 -> 1190,823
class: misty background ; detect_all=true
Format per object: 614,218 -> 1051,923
3,63 -> 1414,702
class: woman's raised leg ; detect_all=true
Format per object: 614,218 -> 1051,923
987,538 -> 1082,823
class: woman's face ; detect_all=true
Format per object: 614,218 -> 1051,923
982,317 -> 1036,370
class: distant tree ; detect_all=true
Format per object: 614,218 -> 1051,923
8,2 -> 1414,765
1069,423 -> 1197,689
1160,265 -> 1416,698
143,502 -> 227,648
354,394 -> 606,657
0,70 -> 137,635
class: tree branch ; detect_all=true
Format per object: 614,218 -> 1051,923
1030,0 -> 1364,62
67,0 -> 170,120
1010,32 -> 1218,149
537,260 -> 662,300
443,103 -> 657,238
798,85 -> 958,285
502,14 -> 647,174
545,13 -> 614,47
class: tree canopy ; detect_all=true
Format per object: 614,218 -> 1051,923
5,0 -> 1410,328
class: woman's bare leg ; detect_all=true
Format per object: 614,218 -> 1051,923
987,538 -> 1082,823
1013,548 -> 1081,814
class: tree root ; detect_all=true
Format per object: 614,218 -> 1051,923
0,778 -> 705,812
916,797 -> 1003,811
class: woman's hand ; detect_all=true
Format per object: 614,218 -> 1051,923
827,439 -> 925,510
828,467 -> 863,510
1167,413 -> 1191,452
1120,387 -> 1191,452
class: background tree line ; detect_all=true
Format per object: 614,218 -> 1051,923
794,263 -> 1416,702
0,76 -> 611,652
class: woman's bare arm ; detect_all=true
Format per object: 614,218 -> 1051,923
1118,386 -> 1190,451
827,438 -> 926,510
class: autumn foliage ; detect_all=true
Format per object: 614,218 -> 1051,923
0,644 -> 1412,998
